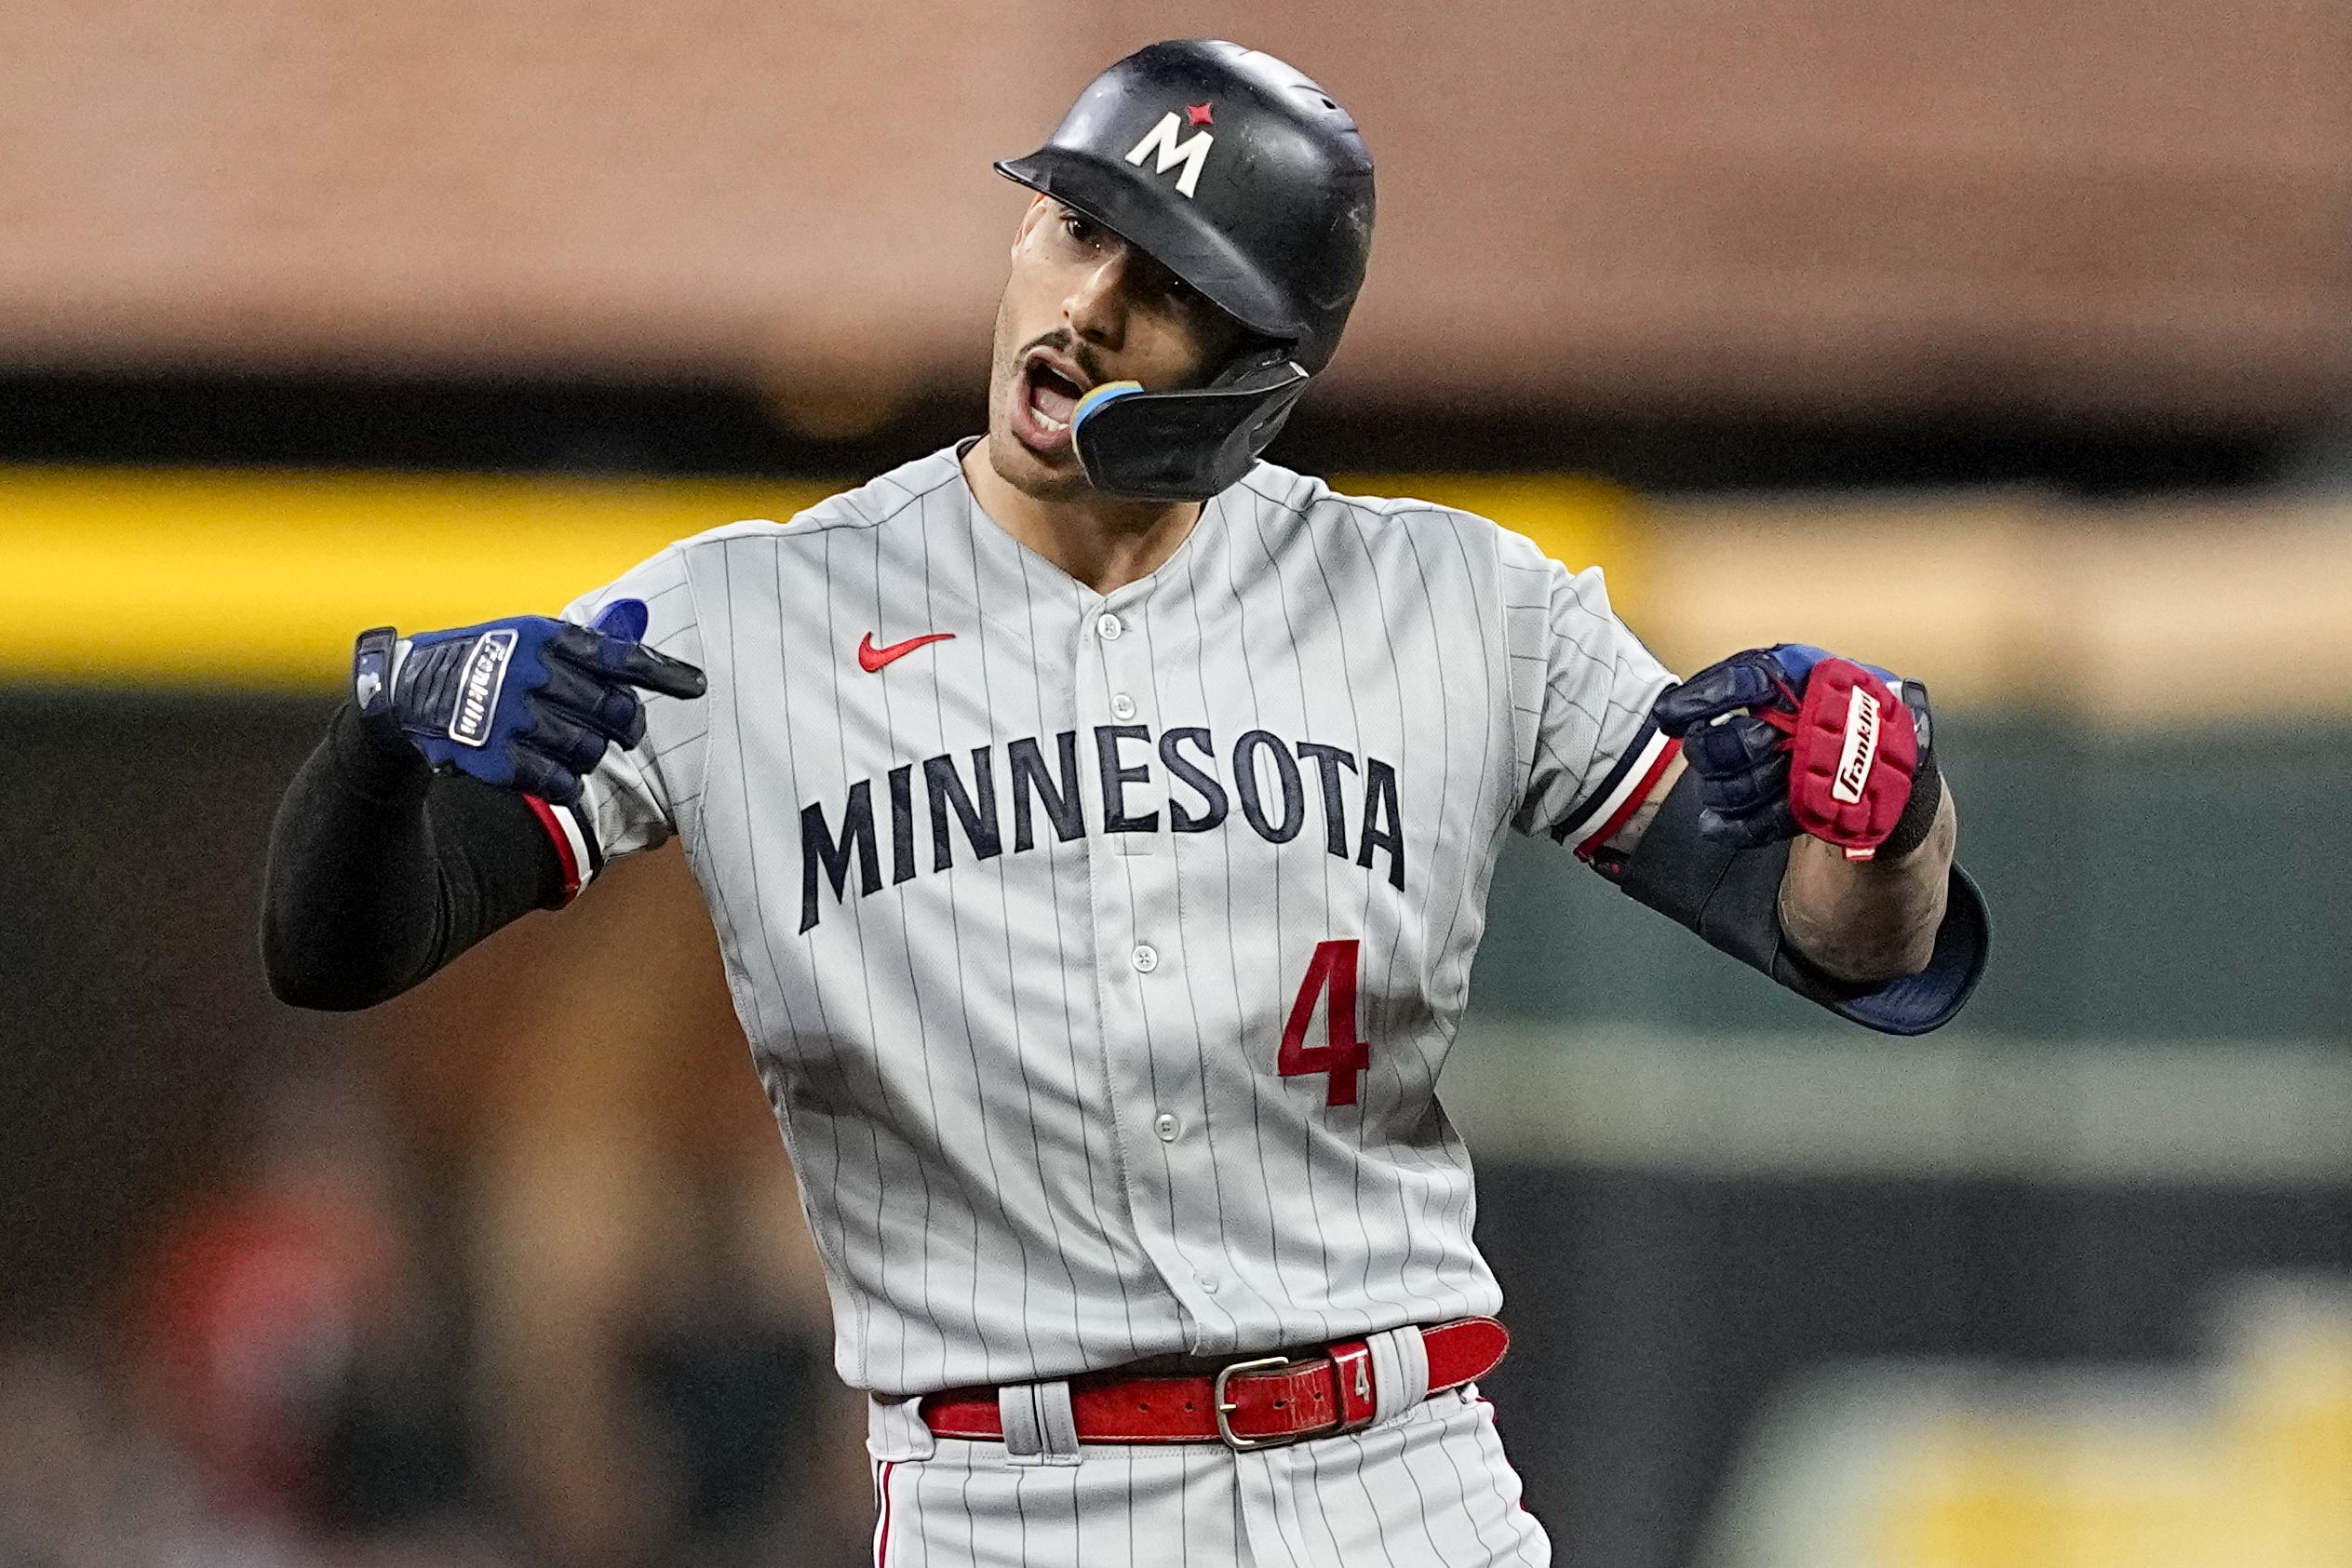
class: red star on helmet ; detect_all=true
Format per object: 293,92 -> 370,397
1186,102 -> 1214,127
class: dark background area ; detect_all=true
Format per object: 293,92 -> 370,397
0,371 -> 2305,495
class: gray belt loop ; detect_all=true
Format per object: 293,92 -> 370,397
1366,1325 -> 1431,1427
1000,1380 -> 1082,1467
1038,1379 -> 1081,1463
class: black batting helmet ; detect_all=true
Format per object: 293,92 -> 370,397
996,40 -> 1376,501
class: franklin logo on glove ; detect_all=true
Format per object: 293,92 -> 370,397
450,629 -> 518,748
1831,684 -> 1880,806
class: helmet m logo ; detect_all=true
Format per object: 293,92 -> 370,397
1124,111 -> 1215,198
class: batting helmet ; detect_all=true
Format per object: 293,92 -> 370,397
996,40 -> 1376,501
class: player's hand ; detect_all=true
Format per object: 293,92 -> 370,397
1651,644 -> 1934,861
351,598 -> 707,807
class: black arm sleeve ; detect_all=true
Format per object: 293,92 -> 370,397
261,703 -> 568,1011
1611,768 -> 1991,1036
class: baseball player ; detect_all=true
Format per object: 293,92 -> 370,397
263,40 -> 1987,1566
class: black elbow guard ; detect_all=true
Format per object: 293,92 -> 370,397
1609,771 -> 1990,1036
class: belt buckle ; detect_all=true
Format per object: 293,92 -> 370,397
1212,1355 -> 1294,1451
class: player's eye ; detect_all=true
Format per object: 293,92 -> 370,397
1128,257 -> 1196,310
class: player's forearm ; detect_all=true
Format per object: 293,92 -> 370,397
1777,785 -> 1958,985
261,704 -> 561,1009
262,704 -> 443,1008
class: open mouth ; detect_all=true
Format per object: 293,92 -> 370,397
1013,351 -> 1092,453
1028,361 -> 1085,429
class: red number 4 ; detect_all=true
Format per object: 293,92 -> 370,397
1280,939 -> 1371,1106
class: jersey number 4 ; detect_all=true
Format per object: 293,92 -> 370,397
1280,939 -> 1371,1106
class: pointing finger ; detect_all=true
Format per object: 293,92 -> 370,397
603,640 -> 708,700
550,624 -> 709,700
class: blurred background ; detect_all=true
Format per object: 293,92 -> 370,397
3,3 -> 2349,1566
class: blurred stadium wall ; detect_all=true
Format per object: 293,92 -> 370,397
3,0 -> 2347,428
3,5 -> 2350,1568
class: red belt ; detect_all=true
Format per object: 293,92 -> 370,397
921,1317 -> 1508,1452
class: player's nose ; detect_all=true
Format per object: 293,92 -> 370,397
1064,249 -> 1130,354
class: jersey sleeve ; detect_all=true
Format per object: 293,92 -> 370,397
1506,543 -> 1680,858
538,544 -> 713,898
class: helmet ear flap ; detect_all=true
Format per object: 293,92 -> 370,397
1072,352 -> 1309,501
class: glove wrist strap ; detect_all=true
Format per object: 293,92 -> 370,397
1874,745 -> 1943,862
350,626 -> 426,766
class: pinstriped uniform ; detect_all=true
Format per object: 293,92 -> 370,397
558,445 -> 1673,1565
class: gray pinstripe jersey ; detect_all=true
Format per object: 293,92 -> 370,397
558,445 -> 1673,1398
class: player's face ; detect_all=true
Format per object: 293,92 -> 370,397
984,196 -> 1250,503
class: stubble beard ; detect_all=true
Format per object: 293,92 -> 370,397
986,424 -> 1094,503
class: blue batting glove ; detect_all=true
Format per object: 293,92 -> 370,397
352,598 -> 706,807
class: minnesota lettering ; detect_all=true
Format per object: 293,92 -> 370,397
799,726 -> 1405,932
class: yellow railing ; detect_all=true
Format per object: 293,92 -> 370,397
0,468 -> 837,690
0,466 -> 1640,691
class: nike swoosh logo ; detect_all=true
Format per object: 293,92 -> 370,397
857,631 -> 956,673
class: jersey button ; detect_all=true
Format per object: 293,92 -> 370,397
1110,692 -> 1136,720
1154,1112 -> 1181,1142
1095,612 -> 1123,641
1197,1274 -> 1219,1294
1132,944 -> 1159,973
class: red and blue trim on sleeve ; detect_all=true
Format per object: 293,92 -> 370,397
1553,721 -> 1683,863
522,796 -> 604,905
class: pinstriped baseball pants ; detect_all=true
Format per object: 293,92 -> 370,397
867,1386 -> 1551,1567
